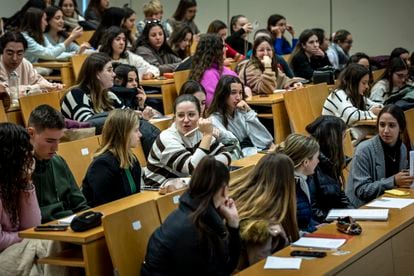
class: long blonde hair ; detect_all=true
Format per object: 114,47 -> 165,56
230,153 -> 299,242
275,133 -> 319,168
95,109 -> 139,168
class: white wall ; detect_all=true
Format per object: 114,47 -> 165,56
2,0 -> 413,55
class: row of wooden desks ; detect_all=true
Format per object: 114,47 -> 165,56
237,190 -> 414,276
18,153 -> 263,275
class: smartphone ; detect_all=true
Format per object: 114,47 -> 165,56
290,250 -> 326,258
34,224 -> 68,231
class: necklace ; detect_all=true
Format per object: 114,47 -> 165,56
386,152 -> 397,162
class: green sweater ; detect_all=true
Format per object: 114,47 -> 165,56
32,155 -> 89,223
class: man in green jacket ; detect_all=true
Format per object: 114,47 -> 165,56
28,104 -> 89,223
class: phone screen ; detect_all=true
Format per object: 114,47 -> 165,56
34,225 -> 68,231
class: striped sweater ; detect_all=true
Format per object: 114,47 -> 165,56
322,89 -> 381,126
144,123 -> 231,187
61,87 -> 124,122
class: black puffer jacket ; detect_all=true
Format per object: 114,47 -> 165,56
308,153 -> 353,223
141,192 -> 241,276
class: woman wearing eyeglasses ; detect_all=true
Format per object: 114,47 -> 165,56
326,29 -> 353,71
370,57 -> 410,104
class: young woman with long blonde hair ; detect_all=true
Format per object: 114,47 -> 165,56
276,133 -> 320,233
230,153 -> 299,269
82,109 -> 142,207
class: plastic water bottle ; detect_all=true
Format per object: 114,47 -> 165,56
9,71 -> 19,107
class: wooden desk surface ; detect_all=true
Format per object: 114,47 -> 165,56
237,190 -> 414,275
246,93 -> 285,105
19,191 -> 160,244
141,78 -> 175,86
232,153 -> 265,167
353,119 -> 377,126
33,61 -> 72,68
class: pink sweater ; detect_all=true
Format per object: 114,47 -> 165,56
200,64 -> 238,106
0,188 -> 41,251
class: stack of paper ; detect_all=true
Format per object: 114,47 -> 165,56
326,209 -> 389,221
264,256 -> 302,270
58,214 -> 76,225
291,237 -> 346,250
366,197 -> 414,209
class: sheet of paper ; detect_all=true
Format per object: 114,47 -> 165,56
58,214 -> 76,225
291,237 -> 346,250
326,209 -> 389,221
264,256 -> 302,270
366,197 -> 414,209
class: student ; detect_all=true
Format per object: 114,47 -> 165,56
327,29 -> 353,70
28,104 -> 89,223
347,52 -> 373,85
167,0 -> 200,35
144,94 -> 231,187
84,0 -> 109,29
312,28 -> 330,53
207,75 -> 274,155
276,133 -> 320,233
267,14 -> 297,55
390,47 -> 410,66
136,0 -> 173,39
370,57 -> 409,104
0,31 -> 63,93
113,64 -> 156,116
61,53 -> 123,122
207,19 -> 244,62
89,7 -> 126,49
346,105 -> 414,208
44,6 -> 90,60
142,156 -> 240,275
306,115 -> 353,222
290,29 -> 331,81
134,20 -> 182,74
122,6 -> 137,48
230,153 -> 299,268
323,63 -> 383,143
225,15 -> 253,56
180,80 -> 207,116
0,123 -> 48,275
169,25 -> 193,60
238,36 -> 302,94
189,33 -> 238,106
245,29 -> 294,78
20,7 -> 83,64
58,0 -> 85,31
99,26 -> 159,79
83,109 -> 142,207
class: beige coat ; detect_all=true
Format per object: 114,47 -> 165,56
238,60 -> 296,95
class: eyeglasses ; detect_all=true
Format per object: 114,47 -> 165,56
344,40 -> 353,45
394,72 -> 409,79
145,19 -> 161,25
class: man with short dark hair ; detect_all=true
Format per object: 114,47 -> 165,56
28,104 -> 88,223
0,31 -> 63,94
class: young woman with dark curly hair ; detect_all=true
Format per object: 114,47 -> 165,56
189,34 -> 240,106
0,123 -> 48,274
